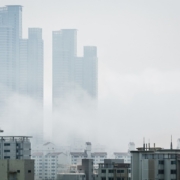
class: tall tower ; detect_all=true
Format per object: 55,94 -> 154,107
52,29 -> 77,107
83,46 -> 98,98
19,28 -> 44,104
6,5 -> 22,91
19,39 -> 28,94
0,5 -> 22,106
27,28 -> 44,104
19,28 -> 44,145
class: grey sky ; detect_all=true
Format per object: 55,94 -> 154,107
1,0 -> 180,151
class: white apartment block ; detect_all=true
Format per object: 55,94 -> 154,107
70,142 -> 107,166
32,142 -> 68,180
0,136 -> 31,160
32,152 -> 58,180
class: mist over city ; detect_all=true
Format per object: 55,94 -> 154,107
1,0 -> 180,180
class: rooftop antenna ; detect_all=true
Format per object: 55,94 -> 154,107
148,139 -> 150,150
170,135 -> 173,150
143,137 -> 145,150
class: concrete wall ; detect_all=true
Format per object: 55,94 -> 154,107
0,159 -> 34,180
131,153 -> 140,180
82,159 -> 93,180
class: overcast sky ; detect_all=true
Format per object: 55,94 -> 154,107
1,0 -> 180,151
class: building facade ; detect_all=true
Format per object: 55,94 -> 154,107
82,46 -> 98,98
0,136 -> 31,160
0,5 -> 22,106
27,28 -> 44,103
98,159 -> 131,180
131,146 -> 180,180
0,159 -> 34,180
52,29 -> 77,106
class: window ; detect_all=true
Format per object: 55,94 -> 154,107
101,178 -> 106,180
28,170 -> 31,173
171,170 -> 176,174
170,154 -> 176,159
4,143 -> 10,146
101,169 -> 106,173
17,170 -> 20,173
171,161 -> 176,165
158,170 -> 164,174
108,178 -> 113,180
4,150 -> 10,152
4,156 -> 10,159
117,170 -> 124,173
109,170 -> 114,173
159,160 -> 164,165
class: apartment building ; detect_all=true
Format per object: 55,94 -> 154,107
98,159 -> 131,180
0,136 -> 31,159
32,142 -> 68,180
131,144 -> 180,180
70,142 -> 107,165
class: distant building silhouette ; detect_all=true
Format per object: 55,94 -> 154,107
0,6 -> 44,105
0,5 -> 44,144
52,29 -> 77,106
52,29 -> 98,107
0,5 -> 22,105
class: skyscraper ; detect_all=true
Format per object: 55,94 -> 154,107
19,39 -> 28,94
19,28 -> 44,145
0,6 -> 44,144
27,28 -> 44,103
52,29 -> 98,107
83,46 -> 98,98
0,5 -> 44,105
19,28 -> 44,103
52,29 -> 77,106
0,5 -> 22,106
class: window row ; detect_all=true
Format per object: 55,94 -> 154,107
102,169 -> 125,173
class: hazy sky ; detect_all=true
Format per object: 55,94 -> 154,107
1,0 -> 180,151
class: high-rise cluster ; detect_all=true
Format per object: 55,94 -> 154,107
52,29 -> 98,107
0,5 -> 44,106
0,5 -> 98,144
0,6 -> 98,108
